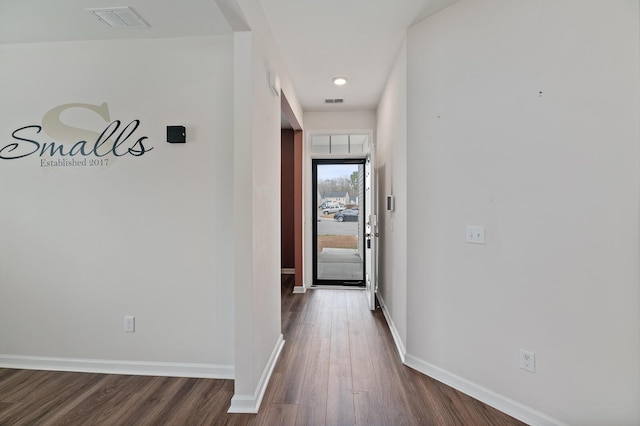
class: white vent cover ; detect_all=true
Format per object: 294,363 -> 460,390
86,7 -> 148,28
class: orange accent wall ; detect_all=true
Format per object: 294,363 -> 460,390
281,91 -> 303,287
293,130 -> 303,286
280,129 -> 295,269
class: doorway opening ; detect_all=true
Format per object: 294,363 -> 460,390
312,159 -> 365,286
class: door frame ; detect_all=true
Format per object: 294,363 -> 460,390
280,93 -> 304,291
302,130 -> 375,291
312,158 -> 366,286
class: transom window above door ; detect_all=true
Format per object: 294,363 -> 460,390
310,134 -> 368,155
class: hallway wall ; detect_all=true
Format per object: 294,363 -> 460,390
304,110 -> 376,132
0,36 -> 235,373
230,0 -> 304,412
402,1 -> 640,424
376,38 -> 408,354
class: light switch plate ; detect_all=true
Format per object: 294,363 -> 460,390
124,316 -> 135,333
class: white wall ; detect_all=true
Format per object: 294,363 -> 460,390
231,26 -> 285,409
0,36 -> 235,374
304,110 -> 376,133
376,39 -> 408,354
405,1 -> 640,424
229,0 -> 304,412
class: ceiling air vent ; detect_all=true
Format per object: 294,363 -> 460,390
86,7 -> 149,28
324,98 -> 344,104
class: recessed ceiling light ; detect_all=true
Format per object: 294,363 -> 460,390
333,77 -> 347,86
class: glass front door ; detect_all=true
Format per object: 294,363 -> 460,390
312,159 -> 365,285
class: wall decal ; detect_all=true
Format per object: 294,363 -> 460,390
1,102 -> 153,167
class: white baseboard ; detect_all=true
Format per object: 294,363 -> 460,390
0,354 -> 234,379
292,285 -> 306,294
404,354 -> 567,426
228,334 -> 285,414
281,268 -> 295,275
376,293 -> 406,363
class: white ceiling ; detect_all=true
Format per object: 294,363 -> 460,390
0,0 -> 458,112
262,0 -> 458,111
0,0 -> 232,44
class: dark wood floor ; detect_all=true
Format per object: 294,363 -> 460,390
0,276 -> 525,425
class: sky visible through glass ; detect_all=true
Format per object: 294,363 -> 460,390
318,164 -> 358,180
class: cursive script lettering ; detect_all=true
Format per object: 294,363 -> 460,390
1,120 -> 153,160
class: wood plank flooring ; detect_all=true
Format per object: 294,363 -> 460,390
0,276 -> 525,425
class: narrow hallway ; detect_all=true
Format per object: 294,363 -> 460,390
255,276 -> 525,425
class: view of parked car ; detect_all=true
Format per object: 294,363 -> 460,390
322,202 -> 345,214
333,209 -> 359,222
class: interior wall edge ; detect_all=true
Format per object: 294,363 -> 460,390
228,334 -> 284,414
404,353 -> 567,426
376,293 -> 406,363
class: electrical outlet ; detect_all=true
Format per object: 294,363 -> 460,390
124,316 -> 135,333
520,349 -> 535,373
466,225 -> 485,244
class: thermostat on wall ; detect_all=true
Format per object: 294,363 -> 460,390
167,126 -> 186,143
